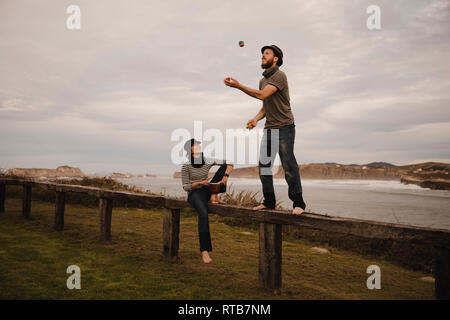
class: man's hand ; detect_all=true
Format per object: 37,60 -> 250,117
225,78 -> 277,101
246,118 -> 258,129
224,77 -> 240,88
200,179 -> 210,185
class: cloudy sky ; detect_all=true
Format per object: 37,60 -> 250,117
1,0 -> 449,175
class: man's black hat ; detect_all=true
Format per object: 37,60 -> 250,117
184,138 -> 201,153
261,45 -> 283,66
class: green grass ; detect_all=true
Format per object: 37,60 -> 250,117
0,197 -> 435,299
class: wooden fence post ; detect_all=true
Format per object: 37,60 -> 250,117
54,191 -> 66,231
163,208 -> 180,261
435,246 -> 450,300
259,222 -> 282,294
22,183 -> 32,218
99,197 -> 113,241
0,183 -> 5,213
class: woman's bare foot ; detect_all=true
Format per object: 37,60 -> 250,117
210,194 -> 219,204
202,251 -> 212,264
292,207 -> 304,215
252,204 -> 268,211
216,198 -> 227,204
209,194 -> 226,205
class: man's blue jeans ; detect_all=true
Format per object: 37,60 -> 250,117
258,124 -> 306,210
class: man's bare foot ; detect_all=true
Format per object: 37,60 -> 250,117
202,251 -> 212,264
292,207 -> 304,215
252,204 -> 268,211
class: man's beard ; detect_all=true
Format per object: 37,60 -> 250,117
261,57 -> 274,69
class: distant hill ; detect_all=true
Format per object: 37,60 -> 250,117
397,161 -> 450,171
5,165 -> 85,179
274,163 -> 400,180
172,161 -> 450,190
310,162 -> 395,168
397,162 -> 450,190
365,162 -> 395,168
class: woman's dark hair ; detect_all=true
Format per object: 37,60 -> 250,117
184,138 -> 205,167
184,138 -> 201,156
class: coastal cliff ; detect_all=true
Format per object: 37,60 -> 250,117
173,162 -> 450,190
6,165 -> 85,178
274,164 -> 400,180
398,162 -> 450,190
109,172 -> 135,179
173,163 -> 400,180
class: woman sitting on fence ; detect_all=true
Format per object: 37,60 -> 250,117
181,138 -> 234,264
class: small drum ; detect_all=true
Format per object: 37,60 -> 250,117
209,182 -> 222,194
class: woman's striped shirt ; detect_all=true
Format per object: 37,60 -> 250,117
181,157 -> 233,192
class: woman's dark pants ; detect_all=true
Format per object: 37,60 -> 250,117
187,163 -> 227,252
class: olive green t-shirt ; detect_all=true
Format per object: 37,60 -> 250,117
259,65 -> 295,129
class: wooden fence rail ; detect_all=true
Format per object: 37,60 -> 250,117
0,177 -> 449,299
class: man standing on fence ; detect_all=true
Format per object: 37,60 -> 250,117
224,44 -> 306,215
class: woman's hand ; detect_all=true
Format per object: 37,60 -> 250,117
193,179 -> 210,188
220,176 -> 228,185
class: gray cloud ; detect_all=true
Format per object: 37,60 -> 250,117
1,0 -> 450,174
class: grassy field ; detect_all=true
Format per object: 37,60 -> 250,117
0,197 -> 436,299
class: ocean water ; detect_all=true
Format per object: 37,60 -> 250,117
116,176 -> 450,231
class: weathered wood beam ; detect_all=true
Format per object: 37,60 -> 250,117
1,178 -> 449,248
114,191 -> 165,208
0,183 -> 5,213
163,208 -> 181,261
165,197 -> 188,209
54,191 -> 66,231
435,246 -> 450,300
99,197 -> 113,241
259,222 -> 282,294
207,204 -> 450,247
32,181 -> 166,206
0,178 -> 26,185
22,183 -> 32,218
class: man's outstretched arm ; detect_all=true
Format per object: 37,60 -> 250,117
224,77 -> 277,101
